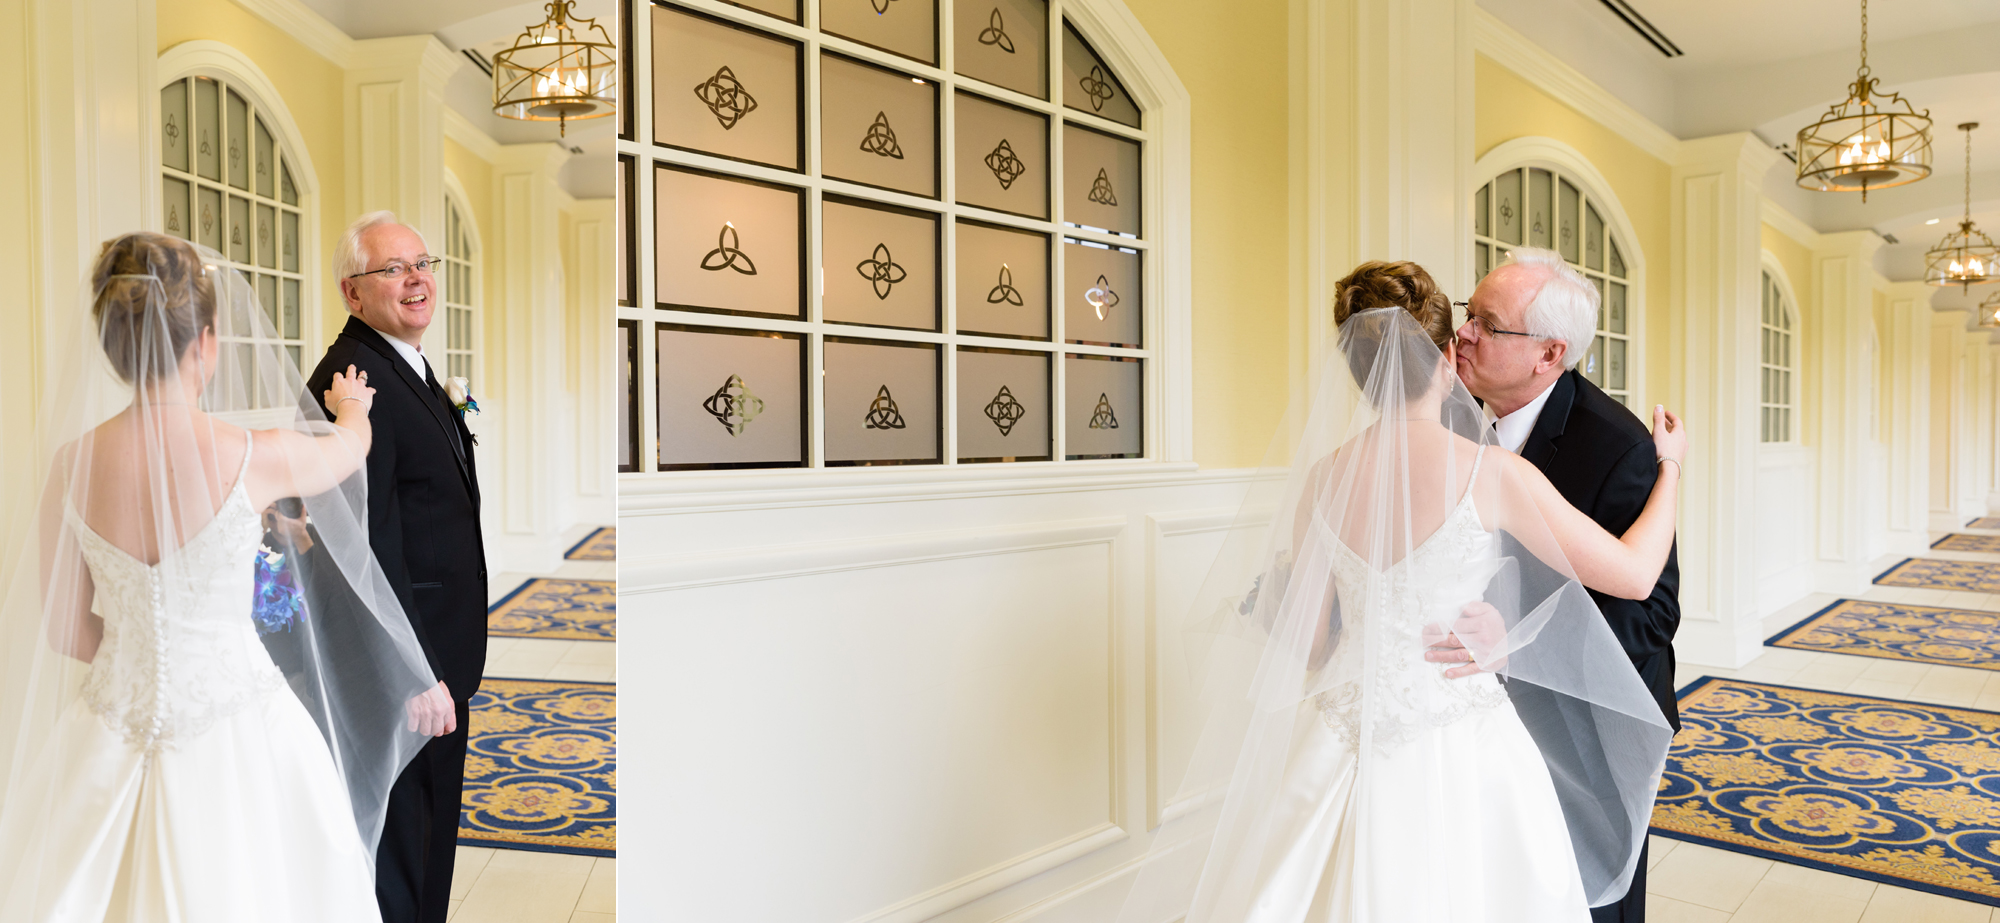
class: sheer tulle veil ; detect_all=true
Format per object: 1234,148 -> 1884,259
1116,306 -> 1673,921
0,234 -> 436,895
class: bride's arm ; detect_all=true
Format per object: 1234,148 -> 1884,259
1499,406 -> 1686,600
39,452 -> 101,662
250,367 -> 375,507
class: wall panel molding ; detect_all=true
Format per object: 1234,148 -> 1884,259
1470,8 -> 1680,164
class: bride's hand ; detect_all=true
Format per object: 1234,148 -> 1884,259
325,365 -> 375,416
1651,405 -> 1686,466
405,681 -> 456,737
1423,602 -> 1508,678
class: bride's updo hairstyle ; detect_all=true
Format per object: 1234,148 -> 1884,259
91,232 -> 216,383
1331,260 -> 1453,396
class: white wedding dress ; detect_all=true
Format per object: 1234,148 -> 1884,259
0,440 -> 382,922
1243,449 -> 1591,922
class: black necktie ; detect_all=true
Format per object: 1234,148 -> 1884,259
423,361 -> 466,461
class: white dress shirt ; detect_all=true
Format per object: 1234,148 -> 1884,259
378,328 -> 431,382
1488,377 -> 1560,454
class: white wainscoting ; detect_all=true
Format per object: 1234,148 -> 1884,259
1755,445 -> 1815,616
618,463 -> 1258,923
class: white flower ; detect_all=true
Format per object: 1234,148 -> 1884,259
445,376 -> 470,406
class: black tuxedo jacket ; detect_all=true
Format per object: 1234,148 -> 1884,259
1518,369 -> 1681,731
307,316 -> 488,702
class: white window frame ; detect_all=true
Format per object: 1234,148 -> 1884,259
1469,138 -> 1646,412
155,41 -> 325,376
1758,258 -> 1801,445
441,172 -> 483,387
617,0 -> 1192,488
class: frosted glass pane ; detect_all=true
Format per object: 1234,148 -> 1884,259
280,159 -> 297,205
656,5 -> 803,171
283,278 -> 300,339
195,78 -> 220,181
618,322 -> 635,471
256,204 -> 276,268
228,195 -> 250,263
1060,23 -> 1138,127
956,220 -> 1048,339
1584,336 -> 1604,386
1607,281 -> 1625,334
825,339 -> 939,464
955,0 -> 1048,98
718,0 -> 799,22
1558,178 -> 1579,263
1607,337 -> 1625,391
822,0 -> 937,64
821,54 -> 938,197
957,348 -> 1048,461
1063,240 -> 1139,347
1585,203 -> 1605,271
822,199 -> 938,330
955,91 -> 1047,218
227,89 -> 249,190
655,165 -> 804,318
658,326 -> 804,468
1064,354 -> 1140,458
163,177 -> 191,241
257,273 -> 278,331
618,155 -> 633,304
1495,170 -> 1521,245
1528,169 -> 1551,248
1474,184 -> 1488,238
282,211 -> 299,273
162,81 -> 189,173
255,117 -> 275,198
1475,242 -> 1490,282
1062,124 -> 1139,236
198,186 -> 222,252
1608,237 -> 1625,278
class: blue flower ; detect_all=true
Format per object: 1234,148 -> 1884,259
252,545 -> 306,635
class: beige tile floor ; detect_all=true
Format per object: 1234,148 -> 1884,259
1650,537 -> 2000,922
447,527 -> 617,923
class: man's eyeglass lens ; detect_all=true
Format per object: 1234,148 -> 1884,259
353,257 -> 438,280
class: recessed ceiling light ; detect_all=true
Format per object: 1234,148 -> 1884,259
1928,218 -> 1941,225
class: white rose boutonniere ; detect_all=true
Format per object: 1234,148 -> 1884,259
444,376 -> 480,416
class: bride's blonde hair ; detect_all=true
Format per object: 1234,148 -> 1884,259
91,232 -> 216,383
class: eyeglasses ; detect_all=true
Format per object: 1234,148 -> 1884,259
1453,302 -> 1538,341
348,256 -> 439,280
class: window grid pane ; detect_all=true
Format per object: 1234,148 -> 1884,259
1758,271 -> 1796,443
443,196 -> 478,389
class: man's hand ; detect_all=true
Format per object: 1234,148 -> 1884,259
260,505 -> 316,554
405,681 -> 456,737
1423,601 -> 1508,679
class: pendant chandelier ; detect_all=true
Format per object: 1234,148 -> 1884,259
1981,290 -> 2000,327
1925,123 -> 1998,291
492,1 -> 618,137
1795,0 -> 1931,202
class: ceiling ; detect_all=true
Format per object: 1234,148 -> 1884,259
1627,0 -> 2000,70
296,0 -> 616,198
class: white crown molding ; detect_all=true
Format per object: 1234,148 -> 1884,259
229,0 -> 356,69
1471,7 -> 1680,165
1760,199 -> 1823,251
442,106 -> 504,163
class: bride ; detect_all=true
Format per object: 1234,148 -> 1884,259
1120,261 -> 1686,923
0,233 -> 445,920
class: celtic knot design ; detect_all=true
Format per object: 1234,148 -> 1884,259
978,8 -> 1015,53
164,115 -> 179,146
1088,392 -> 1119,430
1498,198 -> 1513,225
699,223 -> 758,275
1560,219 -> 1572,247
869,0 -> 897,12
199,130 -> 212,160
864,385 -> 906,430
859,112 -> 905,159
1084,274 -> 1120,320
984,385 -> 1025,436
987,264 -> 1023,305
167,204 -> 182,236
1079,65 -> 1116,112
258,218 -> 270,250
701,374 -> 764,436
200,202 -> 214,239
1088,168 -> 1118,206
985,139 -> 1026,189
229,138 -> 241,173
693,66 -> 759,130
1531,212 -> 1544,240
855,243 -> 907,300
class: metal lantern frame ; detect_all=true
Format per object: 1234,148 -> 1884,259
492,0 -> 618,137
1795,0 -> 1932,202
1981,290 -> 2000,327
1926,123 -> 1999,292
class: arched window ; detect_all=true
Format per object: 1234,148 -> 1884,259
441,189 -> 479,383
1760,269 -> 1797,443
621,0 -> 1176,472
1472,164 -> 1635,407
158,72 -> 308,377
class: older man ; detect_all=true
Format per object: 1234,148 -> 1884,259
306,211 -> 487,923
1454,247 -> 1678,923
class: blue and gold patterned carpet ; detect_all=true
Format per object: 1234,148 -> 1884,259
564,527 -> 615,561
459,678 -> 616,857
1936,534 -> 2000,554
487,578 -> 615,641
1769,599 -> 2000,671
1875,558 -> 2000,594
1653,677 -> 2000,904
1967,518 -> 2000,531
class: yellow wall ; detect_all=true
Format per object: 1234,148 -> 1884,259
1124,0 -> 1291,468
158,0 -> 348,348
1472,55 -> 1673,405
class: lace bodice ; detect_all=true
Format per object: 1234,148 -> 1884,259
1312,448 -> 1511,753
66,440 -> 285,753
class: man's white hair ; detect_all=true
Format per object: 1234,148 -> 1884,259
333,210 -> 429,281
1499,247 -> 1599,370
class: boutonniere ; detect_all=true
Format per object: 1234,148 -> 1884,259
445,376 -> 480,416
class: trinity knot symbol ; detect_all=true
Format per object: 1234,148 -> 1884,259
693,66 -> 759,130
1084,274 -> 1120,320
985,139 -> 1026,190
702,374 -> 764,436
860,112 -> 905,160
869,0 -> 898,13
1088,168 -> 1118,206
856,243 -> 908,300
987,264 -> 1024,306
699,222 -> 758,275
199,129 -> 212,160
865,385 -> 906,430
1079,66 -> 1116,112
1088,392 -> 1119,430
977,9 -> 1016,53
984,385 -> 1025,436
166,204 -> 182,236
1531,211 -> 1544,240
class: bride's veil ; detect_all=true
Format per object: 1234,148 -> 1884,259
1117,305 -> 1673,921
0,233 -> 435,907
